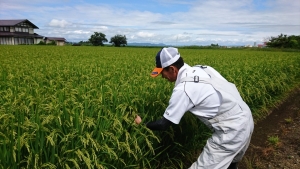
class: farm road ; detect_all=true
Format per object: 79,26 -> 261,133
239,87 -> 300,169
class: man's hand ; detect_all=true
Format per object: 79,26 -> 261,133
135,115 -> 142,124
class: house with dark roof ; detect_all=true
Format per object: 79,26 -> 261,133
0,19 -> 67,46
44,37 -> 66,46
0,19 -> 44,45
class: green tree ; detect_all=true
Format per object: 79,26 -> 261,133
37,41 -> 46,45
266,34 -> 300,49
109,34 -> 127,47
78,40 -> 92,46
88,32 -> 108,46
289,39 -> 298,48
47,40 -> 56,45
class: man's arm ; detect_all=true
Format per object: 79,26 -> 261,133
146,117 -> 174,131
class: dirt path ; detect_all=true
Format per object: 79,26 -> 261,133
239,87 -> 300,169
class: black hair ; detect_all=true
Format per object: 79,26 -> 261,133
164,57 -> 184,71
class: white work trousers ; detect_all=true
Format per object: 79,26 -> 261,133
180,65 -> 254,168
188,105 -> 253,169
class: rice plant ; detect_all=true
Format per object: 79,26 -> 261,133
0,46 -> 299,168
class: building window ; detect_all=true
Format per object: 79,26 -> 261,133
14,37 -> 34,45
0,27 -> 10,32
15,27 -> 29,32
17,22 -> 30,27
0,37 -> 13,44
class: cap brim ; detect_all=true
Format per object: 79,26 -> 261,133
151,68 -> 163,77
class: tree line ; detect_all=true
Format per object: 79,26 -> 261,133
266,34 -> 300,49
74,32 -> 300,49
77,32 -> 127,47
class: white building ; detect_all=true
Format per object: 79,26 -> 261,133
0,19 -> 66,45
0,19 -> 44,45
44,37 -> 66,46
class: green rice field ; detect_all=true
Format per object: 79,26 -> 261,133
0,46 -> 299,168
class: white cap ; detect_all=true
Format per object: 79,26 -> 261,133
151,47 -> 181,77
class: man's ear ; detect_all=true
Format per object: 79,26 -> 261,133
171,66 -> 178,73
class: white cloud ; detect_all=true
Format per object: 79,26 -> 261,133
48,19 -> 71,28
1,0 -> 299,45
136,32 -> 156,38
71,30 -> 90,34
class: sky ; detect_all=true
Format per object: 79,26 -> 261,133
1,0 -> 300,46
